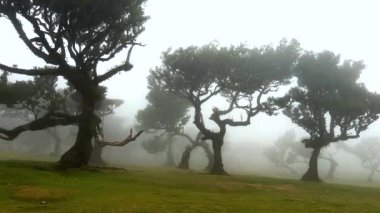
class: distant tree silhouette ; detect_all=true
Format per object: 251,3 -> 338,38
0,0 -> 147,168
264,130 -> 339,179
340,138 -> 380,182
152,40 -> 300,174
278,51 -> 380,182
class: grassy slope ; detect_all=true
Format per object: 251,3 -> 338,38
0,161 -> 379,213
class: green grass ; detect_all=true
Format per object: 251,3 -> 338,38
0,160 -> 379,212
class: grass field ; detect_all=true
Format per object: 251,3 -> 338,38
0,160 -> 379,213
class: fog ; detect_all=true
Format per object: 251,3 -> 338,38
1,0 -> 380,185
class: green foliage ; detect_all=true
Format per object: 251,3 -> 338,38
136,74 -> 191,154
141,135 -> 169,154
136,76 -> 190,132
226,39 -> 300,94
0,0 -> 147,66
0,73 -> 65,119
281,51 -> 380,148
151,43 -> 224,97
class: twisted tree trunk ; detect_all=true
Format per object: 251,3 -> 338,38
325,157 -> 338,179
210,139 -> 226,175
200,142 -> 214,171
165,139 -> 176,167
178,145 -> 193,169
58,81 -> 99,169
301,147 -> 321,182
58,108 -> 96,168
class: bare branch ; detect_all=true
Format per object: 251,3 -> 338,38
95,46 -> 135,83
218,92 -> 239,115
95,128 -> 144,147
6,12 -> 61,65
200,86 -> 221,104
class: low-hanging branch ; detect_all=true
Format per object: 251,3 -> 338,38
0,64 -> 61,76
0,113 -> 79,140
95,128 -> 144,147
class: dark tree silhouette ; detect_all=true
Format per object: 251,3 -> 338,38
279,51 -> 380,182
340,138 -> 380,182
0,72 -> 124,161
136,76 -> 213,168
152,40 -> 300,174
0,0 -> 147,168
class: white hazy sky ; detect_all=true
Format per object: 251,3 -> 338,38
0,0 -> 379,143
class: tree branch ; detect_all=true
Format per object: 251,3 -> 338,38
0,64 -> 61,76
0,113 -> 78,141
6,11 -> 60,65
95,46 -> 135,83
95,128 -> 144,147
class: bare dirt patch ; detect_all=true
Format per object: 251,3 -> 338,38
8,185 -> 73,202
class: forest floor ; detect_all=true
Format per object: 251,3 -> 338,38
0,160 -> 379,213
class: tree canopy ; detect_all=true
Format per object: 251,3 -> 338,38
279,51 -> 380,181
0,0 -> 147,168
151,40 -> 300,174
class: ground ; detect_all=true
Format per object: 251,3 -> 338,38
0,158 -> 379,212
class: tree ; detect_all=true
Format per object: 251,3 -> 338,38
0,0 -> 147,168
264,130 -> 339,179
152,40 -> 300,174
340,138 -> 380,182
279,51 -> 380,181
264,130 -> 303,175
136,76 -> 213,168
0,72 -> 124,161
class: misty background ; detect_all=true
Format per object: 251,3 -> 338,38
0,0 -> 379,184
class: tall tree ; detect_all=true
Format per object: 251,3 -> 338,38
152,40 -> 300,174
0,0 -> 147,168
136,76 -> 213,168
279,51 -> 380,181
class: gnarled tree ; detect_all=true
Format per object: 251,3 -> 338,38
0,0 -> 147,168
279,51 -> 380,182
152,40 -> 300,174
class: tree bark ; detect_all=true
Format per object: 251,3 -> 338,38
178,145 -> 193,169
200,142 -> 214,171
52,132 -> 61,157
57,86 -> 98,169
47,128 -> 61,157
210,139 -> 227,175
89,140 -> 106,166
165,139 -> 176,167
301,147 -> 321,182
325,158 -> 338,179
